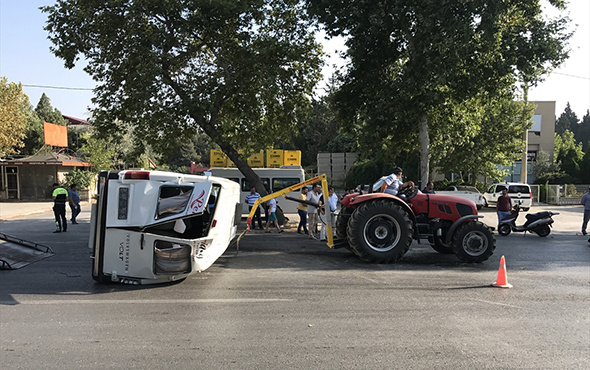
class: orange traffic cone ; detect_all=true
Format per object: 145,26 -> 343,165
492,255 -> 513,288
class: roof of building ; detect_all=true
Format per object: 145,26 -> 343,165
0,151 -> 91,167
62,115 -> 90,126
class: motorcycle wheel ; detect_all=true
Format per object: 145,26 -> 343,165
498,223 -> 511,236
535,225 -> 550,237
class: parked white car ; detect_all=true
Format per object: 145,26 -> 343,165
89,170 -> 241,285
483,182 -> 532,211
435,186 -> 485,209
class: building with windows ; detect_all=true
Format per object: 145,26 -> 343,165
500,101 -> 556,183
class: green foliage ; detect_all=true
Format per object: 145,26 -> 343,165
42,0 -> 323,193
63,169 -> 93,190
343,152 -> 418,189
35,93 -> 67,126
308,0 -> 571,180
554,130 -> 584,180
532,149 -> 563,184
20,108 -> 45,155
79,132 -> 117,172
555,102 -> 578,135
575,111 -> 590,153
67,126 -> 89,154
578,151 -> 590,183
288,97 -> 356,167
431,93 -> 534,180
0,77 -> 28,156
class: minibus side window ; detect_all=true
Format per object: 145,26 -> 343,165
241,178 -> 270,192
272,178 -> 301,192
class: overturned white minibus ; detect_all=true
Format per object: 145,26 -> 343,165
89,170 -> 241,285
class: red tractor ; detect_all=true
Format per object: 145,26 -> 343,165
336,185 -> 496,263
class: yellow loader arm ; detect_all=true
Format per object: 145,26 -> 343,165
246,174 -> 333,248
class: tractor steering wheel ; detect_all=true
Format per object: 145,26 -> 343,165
398,185 -> 418,199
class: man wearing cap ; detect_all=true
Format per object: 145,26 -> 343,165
581,186 -> 590,236
52,183 -> 68,233
381,167 -> 414,196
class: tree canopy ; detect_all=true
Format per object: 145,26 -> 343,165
43,0 -> 323,193
308,0 -> 571,184
0,77 -> 28,156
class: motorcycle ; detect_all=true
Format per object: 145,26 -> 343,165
498,202 -> 559,237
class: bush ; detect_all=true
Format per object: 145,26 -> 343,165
64,169 -> 94,190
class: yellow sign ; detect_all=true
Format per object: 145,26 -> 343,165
210,150 -> 227,168
283,150 -> 301,166
266,150 -> 284,168
247,150 -> 265,168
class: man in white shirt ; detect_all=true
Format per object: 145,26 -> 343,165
306,184 -> 322,239
381,167 -> 414,196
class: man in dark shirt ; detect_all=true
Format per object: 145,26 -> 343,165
496,188 -> 512,228
422,181 -> 435,194
52,183 -> 68,233
68,184 -> 81,224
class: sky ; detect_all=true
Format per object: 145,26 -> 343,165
1,1 -> 589,121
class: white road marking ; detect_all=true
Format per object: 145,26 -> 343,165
468,298 -> 523,309
1,298 -> 294,305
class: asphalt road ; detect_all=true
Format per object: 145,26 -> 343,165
1,206 -> 589,369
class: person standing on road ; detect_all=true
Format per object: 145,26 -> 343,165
319,186 -> 339,240
245,186 -> 263,230
297,187 -> 309,234
581,186 -> 590,236
52,183 -> 68,233
496,188 -> 512,229
264,197 -> 282,233
68,184 -> 81,224
307,184 -> 322,239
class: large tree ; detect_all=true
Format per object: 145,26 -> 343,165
35,93 -> 68,126
554,129 -> 584,180
0,77 -> 28,156
574,110 -> 590,153
43,0 -> 323,194
308,0 -> 571,184
555,102 -> 579,136
431,92 -> 534,182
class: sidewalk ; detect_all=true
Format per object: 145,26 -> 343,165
0,202 -> 55,221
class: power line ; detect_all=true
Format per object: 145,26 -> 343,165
22,84 -> 93,91
552,72 -> 590,80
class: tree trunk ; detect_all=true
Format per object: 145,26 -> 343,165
418,113 -> 430,188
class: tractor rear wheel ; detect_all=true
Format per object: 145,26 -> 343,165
451,221 -> 495,263
347,200 -> 413,263
335,208 -> 353,251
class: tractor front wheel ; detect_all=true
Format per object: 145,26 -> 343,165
451,221 -> 495,263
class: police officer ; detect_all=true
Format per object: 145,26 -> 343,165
52,183 -> 68,233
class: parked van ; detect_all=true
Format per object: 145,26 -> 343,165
483,182 -> 532,211
208,166 -> 306,214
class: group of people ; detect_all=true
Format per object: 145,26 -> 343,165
245,186 -> 284,233
51,183 -> 81,233
296,184 -> 338,240
245,183 -> 339,239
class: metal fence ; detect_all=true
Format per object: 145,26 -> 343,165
543,184 -> 589,205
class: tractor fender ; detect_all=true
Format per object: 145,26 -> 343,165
346,193 -> 417,226
444,215 -> 484,245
